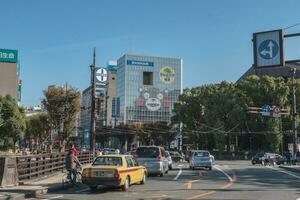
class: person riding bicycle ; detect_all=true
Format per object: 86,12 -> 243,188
66,148 -> 82,183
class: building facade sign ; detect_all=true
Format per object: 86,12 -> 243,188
0,49 -> 18,63
95,68 -> 108,84
127,60 -> 154,67
160,66 -> 175,84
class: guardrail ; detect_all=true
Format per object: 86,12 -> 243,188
16,151 -> 94,180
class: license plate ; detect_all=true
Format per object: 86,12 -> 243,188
95,171 -> 105,177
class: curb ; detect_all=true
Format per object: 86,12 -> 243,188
0,193 -> 25,200
0,183 -> 71,199
279,165 -> 300,174
24,183 -> 71,198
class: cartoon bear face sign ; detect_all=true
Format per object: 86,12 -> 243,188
136,87 -> 171,111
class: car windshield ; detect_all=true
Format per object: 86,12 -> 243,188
194,151 -> 209,157
136,147 -> 158,158
255,153 -> 264,158
92,157 -> 122,166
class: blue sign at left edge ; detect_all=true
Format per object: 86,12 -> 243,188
0,49 -> 18,63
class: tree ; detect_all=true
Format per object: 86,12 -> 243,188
25,113 -> 51,150
42,85 -> 80,149
0,95 -> 26,152
131,122 -> 176,147
172,75 -> 292,153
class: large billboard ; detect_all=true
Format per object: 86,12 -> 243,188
253,29 -> 284,68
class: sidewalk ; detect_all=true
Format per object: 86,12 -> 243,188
0,164 -> 91,199
0,172 -> 67,199
279,165 -> 300,174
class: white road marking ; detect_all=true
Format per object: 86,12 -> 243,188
75,188 -> 90,193
296,198 -> 300,200
267,167 -> 300,179
49,195 -> 64,199
174,166 -> 182,180
213,165 -> 233,182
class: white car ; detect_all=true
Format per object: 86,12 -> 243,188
189,150 -> 213,170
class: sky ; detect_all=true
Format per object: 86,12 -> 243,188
1,0 -> 300,106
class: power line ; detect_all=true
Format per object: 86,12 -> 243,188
283,22 -> 300,30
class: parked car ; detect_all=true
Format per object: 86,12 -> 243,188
169,151 -> 183,163
82,154 -> 147,191
252,152 -> 284,166
165,151 -> 173,170
189,150 -> 213,170
275,154 -> 287,165
251,153 -> 265,165
135,146 -> 169,176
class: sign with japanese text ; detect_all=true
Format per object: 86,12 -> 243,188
0,49 -> 18,63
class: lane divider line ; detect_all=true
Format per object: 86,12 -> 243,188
267,166 -> 300,179
174,166 -> 182,180
185,165 -> 236,200
213,165 -> 233,182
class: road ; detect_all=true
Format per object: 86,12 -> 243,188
29,160 -> 300,200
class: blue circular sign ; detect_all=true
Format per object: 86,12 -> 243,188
258,40 -> 279,59
262,104 -> 270,112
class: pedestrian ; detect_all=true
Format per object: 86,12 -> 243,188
69,143 -> 78,157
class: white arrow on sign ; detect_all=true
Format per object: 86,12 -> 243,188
260,41 -> 274,58
96,68 -> 108,83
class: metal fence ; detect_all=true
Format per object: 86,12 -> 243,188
16,151 -> 94,180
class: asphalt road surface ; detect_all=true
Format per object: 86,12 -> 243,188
29,160 -> 300,200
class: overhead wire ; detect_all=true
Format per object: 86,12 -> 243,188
283,22 -> 300,30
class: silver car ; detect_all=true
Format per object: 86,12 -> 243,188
136,146 -> 169,176
189,150 -> 213,170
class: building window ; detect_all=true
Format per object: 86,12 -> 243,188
143,72 -> 153,85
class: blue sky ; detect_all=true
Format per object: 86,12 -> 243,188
1,0 -> 300,106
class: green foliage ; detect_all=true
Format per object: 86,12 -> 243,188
172,75 -> 292,153
42,85 -> 80,141
0,95 -> 26,151
132,121 -> 176,147
25,113 -> 51,148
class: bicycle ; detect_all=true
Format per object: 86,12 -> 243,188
63,168 -> 82,187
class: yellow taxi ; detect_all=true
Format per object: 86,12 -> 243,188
82,154 -> 147,191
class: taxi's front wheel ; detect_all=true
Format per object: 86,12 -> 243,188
122,177 -> 130,191
140,173 -> 146,184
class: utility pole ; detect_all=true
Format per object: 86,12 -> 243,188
292,68 -> 298,159
279,116 -> 283,155
90,48 -> 96,156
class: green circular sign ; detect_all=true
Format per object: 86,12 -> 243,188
160,66 -> 175,84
